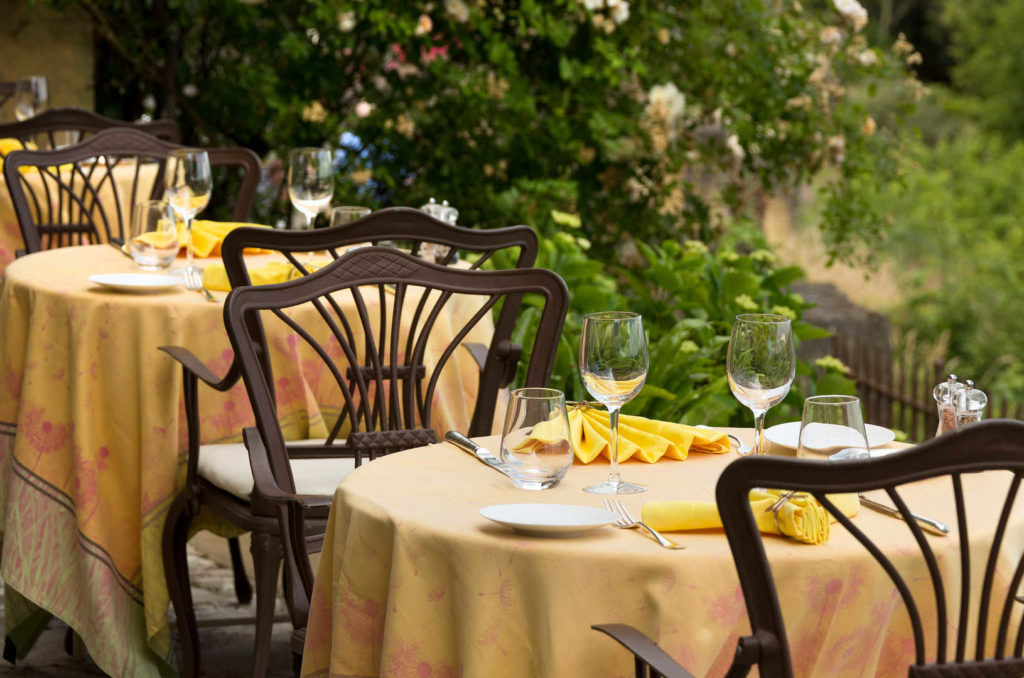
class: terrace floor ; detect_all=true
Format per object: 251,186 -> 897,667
0,545 -> 294,677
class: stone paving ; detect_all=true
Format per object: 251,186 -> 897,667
0,546 -> 294,677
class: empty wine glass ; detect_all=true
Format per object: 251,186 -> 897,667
727,313 -> 795,456
288,148 -> 334,229
579,311 -> 648,494
14,76 -> 48,121
165,149 -> 212,276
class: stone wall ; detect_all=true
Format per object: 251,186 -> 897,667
0,1 -> 94,122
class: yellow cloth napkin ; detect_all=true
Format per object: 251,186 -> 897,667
202,260 -> 330,292
519,404 -> 730,464
0,138 -> 51,175
177,220 -> 271,258
642,490 -> 860,545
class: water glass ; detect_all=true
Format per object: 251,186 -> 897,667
499,388 -> 575,490
128,201 -> 179,269
797,395 -> 870,459
330,206 -> 371,227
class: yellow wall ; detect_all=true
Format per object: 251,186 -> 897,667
0,1 -> 94,122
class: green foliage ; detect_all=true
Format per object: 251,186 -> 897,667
943,0 -> 1024,139
60,0 -> 912,262
880,130 -> 1024,399
513,226 -> 845,428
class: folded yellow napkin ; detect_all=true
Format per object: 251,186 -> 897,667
519,404 -> 730,464
642,490 -> 860,545
0,138 -> 59,175
177,220 -> 271,258
202,260 -> 330,291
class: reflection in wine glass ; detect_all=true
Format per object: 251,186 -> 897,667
14,76 -> 48,121
288,148 -> 334,229
726,313 -> 795,456
579,311 -> 648,494
164,149 -> 212,276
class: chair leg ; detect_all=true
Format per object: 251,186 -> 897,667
227,536 -> 253,604
163,494 -> 200,677
250,531 -> 282,678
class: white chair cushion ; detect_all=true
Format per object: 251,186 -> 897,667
197,439 -> 357,500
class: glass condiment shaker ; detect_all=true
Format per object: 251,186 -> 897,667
955,380 -> 988,429
418,197 -> 458,263
933,374 -> 961,436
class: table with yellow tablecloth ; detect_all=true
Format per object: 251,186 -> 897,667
300,430 -> 1024,677
0,157 -> 159,274
0,244 -> 495,676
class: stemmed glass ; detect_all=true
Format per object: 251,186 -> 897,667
165,149 -> 212,276
288,148 -> 334,229
579,311 -> 649,494
14,76 -> 48,121
726,313 -> 795,456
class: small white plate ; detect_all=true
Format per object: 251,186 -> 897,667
88,273 -> 182,293
479,503 -> 617,538
765,421 -> 896,450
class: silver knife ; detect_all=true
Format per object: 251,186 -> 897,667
858,494 -> 951,536
445,431 -> 514,479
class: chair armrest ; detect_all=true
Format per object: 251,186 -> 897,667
242,427 -> 333,511
159,345 -> 241,391
591,624 -> 696,678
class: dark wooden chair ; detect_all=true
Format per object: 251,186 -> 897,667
160,245 -> 566,677
0,105 -> 180,145
3,127 -> 259,255
594,419 -> 1024,678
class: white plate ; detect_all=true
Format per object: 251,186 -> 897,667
88,273 -> 182,293
479,503 -> 617,538
764,421 -> 896,451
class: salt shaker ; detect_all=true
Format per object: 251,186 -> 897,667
418,197 -> 458,263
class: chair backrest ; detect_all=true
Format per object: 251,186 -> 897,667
3,127 -> 260,253
0,106 -> 181,145
220,206 -> 540,436
715,419 -> 1024,678
225,246 -> 568,510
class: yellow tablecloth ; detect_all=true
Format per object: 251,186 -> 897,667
0,245 -> 494,676
0,160 -> 159,273
301,431 -> 1024,677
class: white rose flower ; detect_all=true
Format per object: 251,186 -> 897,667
582,0 -> 603,10
354,100 -> 374,118
726,134 -> 745,161
445,0 -> 470,23
646,82 -> 686,124
857,50 -> 878,66
832,0 -> 867,32
610,0 -> 630,24
337,11 -> 356,33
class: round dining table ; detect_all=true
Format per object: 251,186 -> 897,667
300,429 -> 1024,678
0,244 -> 492,677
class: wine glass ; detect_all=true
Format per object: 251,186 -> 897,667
726,313 -> 795,456
579,311 -> 649,494
797,395 -> 871,460
164,149 -> 212,276
288,148 -> 334,229
14,76 -> 48,121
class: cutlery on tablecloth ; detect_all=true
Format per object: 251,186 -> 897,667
445,431 -> 515,479
605,498 -> 686,549
183,267 -> 217,302
858,494 -> 950,536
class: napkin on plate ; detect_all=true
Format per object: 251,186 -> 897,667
641,490 -> 860,545
518,404 -> 730,464
202,260 -> 331,291
176,220 -> 272,258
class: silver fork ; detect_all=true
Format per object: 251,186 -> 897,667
183,267 -> 217,302
605,498 -> 686,550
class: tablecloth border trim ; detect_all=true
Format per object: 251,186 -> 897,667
11,455 -> 145,603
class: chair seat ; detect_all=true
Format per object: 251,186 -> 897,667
198,440 -> 356,500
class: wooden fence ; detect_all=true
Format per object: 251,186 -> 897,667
830,335 -> 1021,443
